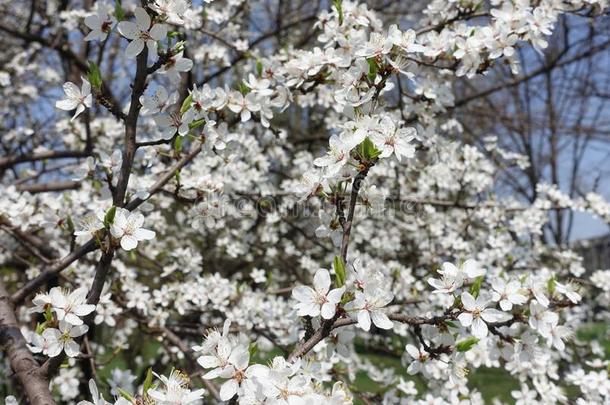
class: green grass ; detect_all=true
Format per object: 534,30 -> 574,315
349,322 -> 610,404
84,322 -> 610,403
468,367 -> 519,403
576,323 -> 610,359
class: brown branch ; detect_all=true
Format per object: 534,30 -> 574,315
0,150 -> 88,170
159,326 -> 221,401
11,239 -> 98,305
113,47 -> 149,207
339,166 -> 371,262
289,165 -> 372,361
17,180 -> 81,193
39,250 -> 115,378
0,280 -> 54,405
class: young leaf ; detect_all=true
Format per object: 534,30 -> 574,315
114,0 -> 125,22
445,320 -> 459,329
189,118 -> 205,130
104,206 -> 117,227
180,93 -> 193,114
333,256 -> 346,288
238,82 -> 251,95
248,342 -> 258,357
35,321 -> 47,334
87,61 -> 102,91
44,306 -> 53,322
117,388 -> 134,401
470,276 -> 484,298
366,58 -> 378,81
332,0 -> 344,26
174,135 -> 183,154
66,215 -> 75,233
547,276 -> 556,294
142,367 -> 154,395
357,137 -> 382,161
456,337 -> 479,352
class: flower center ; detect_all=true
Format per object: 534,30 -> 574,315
101,20 -> 112,33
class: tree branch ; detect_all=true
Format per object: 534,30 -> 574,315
0,280 -> 54,405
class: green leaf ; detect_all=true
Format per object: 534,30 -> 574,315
357,137 -> 382,161
189,118 -> 205,130
87,61 -> 102,90
332,0 -> 344,26
456,337 -> 479,352
103,206 -> 116,228
174,135 -> 183,154
35,321 -> 47,334
44,306 -> 53,322
333,256 -> 346,288
117,388 -> 134,401
180,93 -> 193,114
248,343 -> 258,357
142,368 -> 154,395
445,320 -> 459,329
547,276 -> 556,294
366,57 -> 378,81
256,60 -> 263,77
173,40 -> 186,52
66,215 -> 75,233
114,0 -> 125,22
470,276 -> 484,298
238,82 -> 251,95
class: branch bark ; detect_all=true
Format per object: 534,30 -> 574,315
0,281 -> 54,404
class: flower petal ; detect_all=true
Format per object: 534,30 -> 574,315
117,21 -> 138,40
120,235 -> 138,251
125,39 -> 144,59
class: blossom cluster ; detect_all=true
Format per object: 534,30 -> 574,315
0,0 -> 609,404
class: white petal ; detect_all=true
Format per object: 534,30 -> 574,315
84,15 -> 100,30
371,311 -> 393,330
313,269 -> 330,294
125,39 -> 145,59
74,304 -> 96,317
120,235 -> 138,251
405,344 -> 419,359
70,324 -> 89,337
117,21 -> 138,40
149,24 -> 167,41
47,341 -> 63,357
64,313 -> 83,325
175,57 -> 193,72
471,317 -> 488,338
63,82 -> 81,99
229,346 -> 250,369
326,286 -> 345,304
357,310 -> 371,331
56,98 -> 79,111
219,379 -> 238,401
460,292 -> 476,311
71,104 -> 85,121
481,308 -> 512,323
457,312 -> 473,327
407,362 -> 421,375
134,7 -> 151,31
134,228 -> 155,241
297,302 -> 319,317
197,355 -> 219,369
64,340 -> 81,357
320,302 -> 336,319
292,286 -> 314,303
